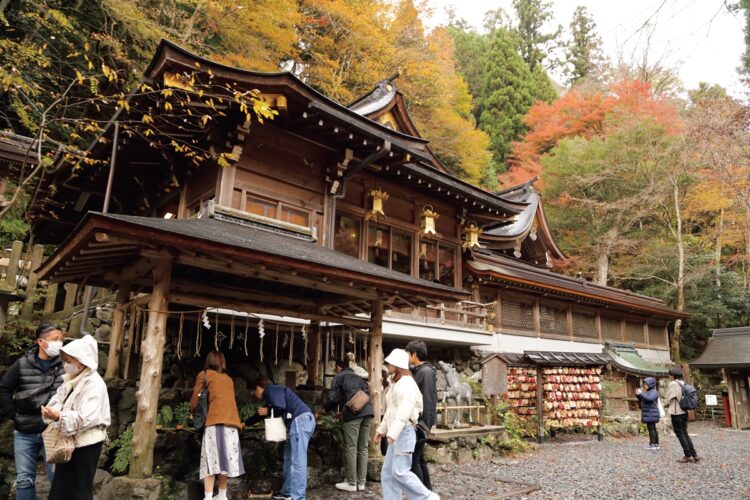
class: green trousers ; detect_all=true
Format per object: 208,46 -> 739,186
341,416 -> 373,486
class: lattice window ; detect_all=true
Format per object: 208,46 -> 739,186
539,302 -> 568,335
501,297 -> 534,331
648,323 -> 668,346
573,312 -> 598,338
601,317 -> 622,341
625,321 -> 646,344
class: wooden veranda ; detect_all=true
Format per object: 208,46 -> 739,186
37,209 -> 468,478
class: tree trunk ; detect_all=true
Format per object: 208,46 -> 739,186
715,208 -> 724,289
105,283 -> 132,380
671,183 -> 685,363
129,260 -> 172,478
596,252 -> 608,286
368,297 -> 384,440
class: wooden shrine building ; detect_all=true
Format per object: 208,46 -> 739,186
30,40 -> 687,475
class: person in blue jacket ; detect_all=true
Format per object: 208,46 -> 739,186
246,378 -> 316,500
636,377 -> 661,450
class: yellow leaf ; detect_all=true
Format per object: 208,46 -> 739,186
164,102 -> 172,111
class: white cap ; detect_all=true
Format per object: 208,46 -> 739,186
384,348 -> 410,370
61,335 -> 99,370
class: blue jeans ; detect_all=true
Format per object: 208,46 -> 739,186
381,426 -> 433,500
281,412 -> 316,500
14,430 -> 54,500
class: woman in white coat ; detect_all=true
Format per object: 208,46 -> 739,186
41,335 -> 110,500
374,349 -> 439,500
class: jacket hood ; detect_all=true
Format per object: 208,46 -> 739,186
61,335 -> 99,370
644,377 -> 657,390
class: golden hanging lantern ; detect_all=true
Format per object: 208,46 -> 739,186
420,205 -> 439,237
462,222 -> 483,249
365,189 -> 389,221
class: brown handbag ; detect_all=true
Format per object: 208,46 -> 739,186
345,389 -> 370,414
42,422 -> 75,464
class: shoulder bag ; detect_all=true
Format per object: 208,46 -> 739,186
345,376 -> 370,414
192,370 -> 209,431
42,388 -> 76,464
264,408 -> 287,442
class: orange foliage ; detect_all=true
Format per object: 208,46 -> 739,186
501,79 -> 681,187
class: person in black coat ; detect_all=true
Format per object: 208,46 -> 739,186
405,340 -> 437,490
324,359 -> 374,492
636,377 -> 661,450
0,324 -> 65,500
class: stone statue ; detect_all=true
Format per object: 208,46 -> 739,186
437,360 -> 475,426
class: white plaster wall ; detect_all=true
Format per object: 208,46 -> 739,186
382,317 -> 495,346
476,333 -> 605,354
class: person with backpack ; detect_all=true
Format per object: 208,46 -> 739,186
0,324 -> 65,500
666,367 -> 701,463
190,351 -> 244,500
324,357 -> 374,492
405,340 -> 437,489
635,377 -> 661,450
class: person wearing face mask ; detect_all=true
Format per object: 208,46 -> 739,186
41,334 -> 110,500
0,323 -> 65,500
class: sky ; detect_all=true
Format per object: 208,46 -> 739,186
424,0 -> 746,97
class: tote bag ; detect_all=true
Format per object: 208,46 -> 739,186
657,397 -> 666,419
42,422 -> 75,464
264,409 -> 287,442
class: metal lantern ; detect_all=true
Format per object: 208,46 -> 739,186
462,222 -> 483,249
420,205 -> 439,237
365,189 -> 389,221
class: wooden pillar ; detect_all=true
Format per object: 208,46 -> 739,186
5,241 -> 23,289
308,322 -> 322,386
368,298 -> 384,430
536,366 -> 545,443
0,296 -> 9,335
105,283 -> 132,380
21,244 -> 44,317
63,283 -> 78,311
129,260 -> 172,478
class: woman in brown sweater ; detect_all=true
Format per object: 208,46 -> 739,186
190,351 -> 244,500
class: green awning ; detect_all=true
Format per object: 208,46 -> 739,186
604,343 -> 671,377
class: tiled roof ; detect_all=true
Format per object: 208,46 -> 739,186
691,327 -> 750,369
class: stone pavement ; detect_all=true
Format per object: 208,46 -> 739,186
308,422 -> 750,500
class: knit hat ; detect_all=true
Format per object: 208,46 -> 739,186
384,348 -> 410,370
61,335 -> 99,370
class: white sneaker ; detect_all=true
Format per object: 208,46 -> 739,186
357,484 -> 366,491
335,482 -> 357,492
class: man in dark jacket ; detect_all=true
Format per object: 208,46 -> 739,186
324,359 -> 374,492
0,324 -> 64,500
405,340 -> 437,490
246,379 -> 316,500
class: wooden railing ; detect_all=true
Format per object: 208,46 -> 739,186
386,300 -> 495,331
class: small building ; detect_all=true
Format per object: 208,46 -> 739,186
691,327 -> 750,429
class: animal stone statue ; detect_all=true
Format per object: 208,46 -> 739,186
438,360 -> 476,426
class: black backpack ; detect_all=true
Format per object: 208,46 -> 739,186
678,381 -> 698,410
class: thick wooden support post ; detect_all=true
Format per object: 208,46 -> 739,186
129,260 -> 171,479
105,283 -> 132,380
22,244 -> 45,317
308,322 -> 322,386
43,283 -> 58,315
368,298 -> 384,431
63,283 -> 78,311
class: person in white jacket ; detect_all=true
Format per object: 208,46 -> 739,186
41,335 -> 110,500
374,349 -> 439,500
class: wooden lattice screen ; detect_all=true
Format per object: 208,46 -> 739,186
539,302 -> 568,335
625,321 -> 646,344
573,311 -> 598,338
601,317 -> 622,341
501,297 -> 534,331
648,323 -> 668,346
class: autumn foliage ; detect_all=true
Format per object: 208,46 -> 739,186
502,79 -> 681,187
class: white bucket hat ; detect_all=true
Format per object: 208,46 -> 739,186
384,348 -> 410,370
61,334 -> 99,370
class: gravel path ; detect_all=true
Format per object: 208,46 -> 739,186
308,422 -> 750,500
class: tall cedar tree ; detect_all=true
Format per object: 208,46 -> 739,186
478,28 -> 556,169
564,6 -> 605,85
511,0 -> 560,70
